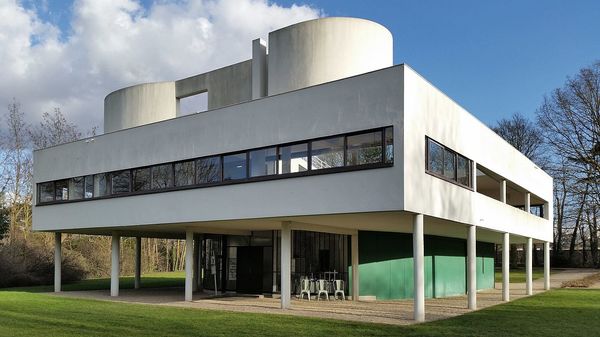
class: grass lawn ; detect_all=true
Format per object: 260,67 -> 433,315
0,289 -> 599,336
494,267 -> 545,283
1,271 -> 185,293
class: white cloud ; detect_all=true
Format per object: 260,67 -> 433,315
0,0 -> 320,131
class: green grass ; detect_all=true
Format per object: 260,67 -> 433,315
1,271 -> 185,293
494,267 -> 545,283
0,289 -> 599,336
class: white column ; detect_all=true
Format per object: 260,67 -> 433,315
500,180 -> 507,203
280,222 -> 291,309
351,232 -> 359,301
54,232 -> 61,293
185,230 -> 194,302
413,214 -> 425,322
134,237 -> 141,289
502,233 -> 510,301
111,233 -> 120,297
193,235 -> 199,292
467,225 -> 477,310
526,237 -> 533,295
544,241 -> 551,290
525,192 -> 531,213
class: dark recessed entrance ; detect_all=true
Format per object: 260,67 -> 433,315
236,246 -> 264,294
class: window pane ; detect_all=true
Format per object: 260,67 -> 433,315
84,175 -> 94,198
385,127 -> 394,164
111,170 -> 130,194
346,131 -> 382,166
175,161 -> 195,187
196,156 -> 221,184
223,153 -> 247,181
278,143 -> 308,174
311,136 -> 344,170
152,164 -> 173,189
249,147 -> 277,177
427,139 -> 443,175
39,182 -> 54,202
133,167 -> 151,191
457,155 -> 471,186
443,149 -> 456,180
94,173 -> 109,197
55,180 -> 69,201
69,177 -> 84,200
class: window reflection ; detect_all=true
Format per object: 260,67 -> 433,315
426,137 -> 472,188
346,131 -> 382,166
249,147 -> 277,177
223,153 -> 247,181
278,143 -> 308,174
385,127 -> 394,164
55,180 -> 69,200
94,173 -> 109,197
196,156 -> 221,184
152,164 -> 173,189
443,149 -> 456,180
457,155 -> 470,187
175,161 -> 195,187
39,182 -> 54,202
311,136 -> 344,170
133,168 -> 151,191
69,177 -> 84,200
111,170 -> 130,194
84,175 -> 94,198
427,139 -> 444,175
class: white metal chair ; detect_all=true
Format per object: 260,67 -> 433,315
316,279 -> 329,301
334,279 -> 345,300
299,278 -> 311,300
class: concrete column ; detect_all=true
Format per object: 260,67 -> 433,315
502,233 -> 510,301
111,233 -> 120,297
413,214 -> 425,322
467,225 -> 477,310
193,235 -> 199,292
526,237 -> 533,295
134,236 -> 141,289
252,38 -> 267,99
500,180 -> 507,203
280,222 -> 291,309
544,241 -> 551,290
185,230 -> 194,302
54,232 -> 61,293
525,192 -> 531,213
351,232 -> 359,301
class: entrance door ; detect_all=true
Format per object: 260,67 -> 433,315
236,246 -> 263,294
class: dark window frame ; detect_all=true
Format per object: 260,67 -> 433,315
37,126 -> 394,205
425,136 -> 473,190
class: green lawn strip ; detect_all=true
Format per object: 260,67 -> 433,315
1,271 -> 185,293
494,267 -> 545,283
1,289 -> 600,337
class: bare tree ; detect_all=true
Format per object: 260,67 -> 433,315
29,108 -> 82,150
492,112 -> 545,166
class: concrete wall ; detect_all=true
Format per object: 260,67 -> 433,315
104,82 -> 177,133
402,65 -> 553,242
268,17 -> 393,96
33,66 -> 404,232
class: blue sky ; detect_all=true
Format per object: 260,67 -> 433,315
14,0 -> 600,127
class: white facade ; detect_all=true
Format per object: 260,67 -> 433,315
34,17 -> 552,320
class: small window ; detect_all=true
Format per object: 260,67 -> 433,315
457,155 -> 471,187
69,177 -> 84,200
94,173 -> 109,197
346,131 -> 382,166
249,147 -> 277,177
196,156 -> 221,184
279,143 -> 308,174
151,164 -> 173,189
427,139 -> 444,175
39,182 -> 54,202
133,167 -> 151,192
84,175 -> 94,198
111,170 -> 130,194
175,161 -> 195,187
311,136 -> 344,170
443,149 -> 456,180
55,180 -> 69,201
384,127 -> 394,164
223,153 -> 247,181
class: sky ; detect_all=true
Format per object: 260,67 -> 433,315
2,0 -> 600,132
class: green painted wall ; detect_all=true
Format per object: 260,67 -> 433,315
349,231 -> 495,300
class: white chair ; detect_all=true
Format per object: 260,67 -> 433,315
334,279 -> 345,300
299,278 -> 311,300
316,279 -> 329,301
